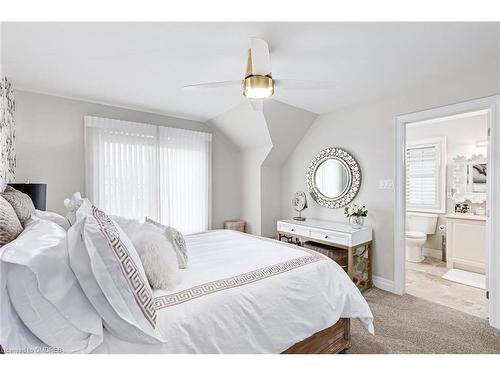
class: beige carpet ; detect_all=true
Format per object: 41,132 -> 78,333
347,288 -> 500,354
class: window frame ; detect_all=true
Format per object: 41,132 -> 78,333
406,136 -> 447,214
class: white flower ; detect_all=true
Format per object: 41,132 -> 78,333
344,203 -> 368,217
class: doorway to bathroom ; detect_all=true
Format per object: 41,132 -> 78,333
394,95 -> 500,329
404,110 -> 488,319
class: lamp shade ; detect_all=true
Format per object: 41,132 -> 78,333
8,183 -> 47,211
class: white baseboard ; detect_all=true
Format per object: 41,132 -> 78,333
372,275 -> 396,293
422,247 -> 442,260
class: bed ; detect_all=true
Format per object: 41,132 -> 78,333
92,230 -> 373,354
1,204 -> 373,354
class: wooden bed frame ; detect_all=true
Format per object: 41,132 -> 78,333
282,318 -> 351,354
0,319 -> 350,354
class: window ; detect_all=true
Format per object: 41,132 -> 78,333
406,137 -> 446,213
85,116 -> 211,234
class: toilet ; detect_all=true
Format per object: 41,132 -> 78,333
406,212 -> 438,263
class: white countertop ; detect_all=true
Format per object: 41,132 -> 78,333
445,213 -> 487,221
279,218 -> 370,233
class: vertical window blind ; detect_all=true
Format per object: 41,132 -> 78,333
85,116 -> 211,234
406,141 -> 442,211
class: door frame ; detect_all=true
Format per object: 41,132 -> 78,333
394,95 -> 500,329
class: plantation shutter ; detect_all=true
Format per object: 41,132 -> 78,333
406,144 -> 440,210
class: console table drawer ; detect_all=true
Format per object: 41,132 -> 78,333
310,230 -> 348,246
278,222 -> 309,237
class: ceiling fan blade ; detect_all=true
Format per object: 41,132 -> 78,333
248,98 -> 263,112
274,79 -> 336,90
250,38 -> 271,76
183,80 -> 242,90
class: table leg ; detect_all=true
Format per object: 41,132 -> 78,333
347,247 -> 354,280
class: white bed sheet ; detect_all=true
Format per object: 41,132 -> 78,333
93,230 -> 374,354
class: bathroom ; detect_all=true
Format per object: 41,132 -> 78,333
405,110 -> 488,319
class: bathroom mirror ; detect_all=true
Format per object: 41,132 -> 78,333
452,154 -> 487,203
306,147 -> 361,209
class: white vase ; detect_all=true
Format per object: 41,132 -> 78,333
349,216 -> 364,229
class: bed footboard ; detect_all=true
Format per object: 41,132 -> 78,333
281,318 -> 351,354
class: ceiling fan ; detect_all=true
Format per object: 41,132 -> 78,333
183,38 -> 335,111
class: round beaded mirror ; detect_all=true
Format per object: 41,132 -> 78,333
306,147 -> 361,209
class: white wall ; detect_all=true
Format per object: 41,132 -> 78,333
262,100 -> 317,168
14,90 -> 241,229
281,67 -> 500,282
261,165 -> 282,238
406,113 -> 488,254
238,146 -> 271,235
208,99 -> 316,237
211,127 -> 242,229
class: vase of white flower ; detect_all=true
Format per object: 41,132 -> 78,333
349,216 -> 364,229
344,203 -> 368,229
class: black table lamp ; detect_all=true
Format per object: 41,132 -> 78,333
8,183 -> 47,211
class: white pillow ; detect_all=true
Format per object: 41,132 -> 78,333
110,215 -> 144,235
67,199 -> 163,344
146,217 -> 188,269
32,209 -> 71,230
63,191 -> 84,225
130,229 -> 182,290
7,265 -> 90,351
0,219 -> 103,353
1,251 -> 48,353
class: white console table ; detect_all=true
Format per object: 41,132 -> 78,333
277,218 -> 373,291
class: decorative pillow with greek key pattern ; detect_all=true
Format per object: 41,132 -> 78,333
0,195 -> 23,246
67,199 -> 163,344
1,186 -> 36,226
146,217 -> 188,269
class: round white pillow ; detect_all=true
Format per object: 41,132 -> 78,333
130,229 -> 182,290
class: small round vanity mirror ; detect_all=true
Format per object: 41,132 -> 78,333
306,147 -> 361,209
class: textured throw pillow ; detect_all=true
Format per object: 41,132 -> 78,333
0,196 -> 23,247
32,209 -> 71,230
130,229 -> 182,290
0,219 -> 103,353
110,215 -> 143,236
146,217 -> 188,269
68,199 -> 163,344
1,186 -> 36,226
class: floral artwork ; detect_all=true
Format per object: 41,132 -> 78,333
0,77 -> 16,187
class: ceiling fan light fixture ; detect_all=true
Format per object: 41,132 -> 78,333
243,75 -> 274,99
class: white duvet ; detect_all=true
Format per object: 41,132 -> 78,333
93,230 -> 374,354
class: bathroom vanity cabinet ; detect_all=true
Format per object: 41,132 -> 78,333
445,214 -> 486,274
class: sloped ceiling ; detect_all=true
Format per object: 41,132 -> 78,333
207,99 -> 316,168
208,101 -> 271,151
3,22 -> 499,121
262,100 -> 317,167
